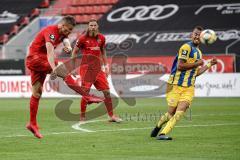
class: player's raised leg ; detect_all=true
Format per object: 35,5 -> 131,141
53,64 -> 103,104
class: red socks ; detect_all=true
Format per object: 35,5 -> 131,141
64,74 -> 87,96
80,96 -> 113,117
80,98 -> 87,118
29,95 -> 40,126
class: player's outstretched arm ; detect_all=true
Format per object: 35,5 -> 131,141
196,58 -> 217,76
178,59 -> 203,71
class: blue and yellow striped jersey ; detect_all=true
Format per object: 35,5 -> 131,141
168,42 -> 202,87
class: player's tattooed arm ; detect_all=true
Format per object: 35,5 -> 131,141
46,42 -> 72,79
46,42 -> 58,80
178,59 -> 204,71
46,42 -> 56,70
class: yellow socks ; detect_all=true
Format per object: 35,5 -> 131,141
157,112 -> 172,128
160,111 -> 184,135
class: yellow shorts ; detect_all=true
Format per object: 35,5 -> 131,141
166,84 -> 195,107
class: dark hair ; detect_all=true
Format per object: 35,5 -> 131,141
194,26 -> 204,31
62,15 -> 76,26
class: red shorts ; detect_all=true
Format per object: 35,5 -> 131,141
26,53 -> 53,85
80,67 -> 109,91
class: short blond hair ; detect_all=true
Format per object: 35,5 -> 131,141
62,15 -> 76,26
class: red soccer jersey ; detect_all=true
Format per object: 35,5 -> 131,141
29,25 -> 66,54
75,33 -> 106,70
26,25 -> 66,73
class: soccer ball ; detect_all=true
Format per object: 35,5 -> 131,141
200,29 -> 217,45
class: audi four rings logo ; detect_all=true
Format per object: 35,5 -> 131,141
107,4 -> 179,22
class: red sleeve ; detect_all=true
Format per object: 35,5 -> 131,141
75,36 -> 84,49
43,28 -> 55,45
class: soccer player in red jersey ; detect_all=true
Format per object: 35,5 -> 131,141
25,16 -> 103,139
71,19 -> 122,122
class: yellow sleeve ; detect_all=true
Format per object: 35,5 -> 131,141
178,44 -> 191,61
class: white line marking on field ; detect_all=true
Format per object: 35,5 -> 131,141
192,113 -> 240,117
0,122 -> 240,139
96,123 -> 240,132
71,120 -> 240,133
71,120 -> 106,132
3,134 -> 30,138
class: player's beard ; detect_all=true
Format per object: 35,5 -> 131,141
193,38 -> 200,46
192,36 -> 200,46
88,29 -> 99,37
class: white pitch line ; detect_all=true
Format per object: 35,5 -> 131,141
3,134 -> 31,138
72,120 -> 240,133
0,122 -> 240,139
192,113 -> 240,117
97,123 -> 240,132
177,123 -> 240,128
44,131 -> 79,135
71,120 -> 106,132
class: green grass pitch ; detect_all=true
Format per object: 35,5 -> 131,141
0,98 -> 239,160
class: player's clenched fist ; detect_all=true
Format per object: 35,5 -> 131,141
210,58 -> 217,66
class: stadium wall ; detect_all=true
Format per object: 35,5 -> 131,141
100,0 -> 240,56
0,73 -> 239,98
